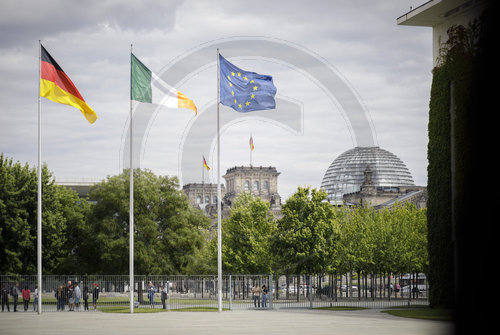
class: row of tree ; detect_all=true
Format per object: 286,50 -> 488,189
1,154 -> 427,276
211,187 -> 427,277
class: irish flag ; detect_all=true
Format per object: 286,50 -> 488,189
40,45 -> 97,123
131,53 -> 197,114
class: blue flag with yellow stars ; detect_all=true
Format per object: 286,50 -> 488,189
219,54 -> 277,112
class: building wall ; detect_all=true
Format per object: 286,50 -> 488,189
223,166 -> 280,205
182,183 -> 225,208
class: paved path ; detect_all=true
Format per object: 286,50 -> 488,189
0,309 -> 453,335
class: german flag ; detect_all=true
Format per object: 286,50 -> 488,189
203,156 -> 210,171
40,45 -> 97,124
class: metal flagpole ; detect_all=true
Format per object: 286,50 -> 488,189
216,48 -> 222,312
250,134 -> 253,167
37,40 -> 43,315
129,44 -> 135,314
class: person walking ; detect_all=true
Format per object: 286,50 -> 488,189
261,284 -> 268,308
67,281 -> 74,311
1,284 -> 9,312
83,284 -> 89,311
12,282 -> 20,312
252,283 -> 261,308
22,285 -> 31,311
160,285 -> 168,310
56,285 -> 63,311
92,283 -> 99,311
33,285 -> 38,312
74,282 -> 81,312
147,282 -> 156,308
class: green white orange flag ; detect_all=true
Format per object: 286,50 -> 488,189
40,45 -> 97,123
131,53 -> 197,115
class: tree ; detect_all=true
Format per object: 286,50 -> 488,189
85,169 -> 210,275
272,187 -> 340,275
0,154 -> 88,275
217,192 -> 276,274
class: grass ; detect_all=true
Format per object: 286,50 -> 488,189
100,306 -> 226,313
382,307 -> 453,321
314,306 -> 368,311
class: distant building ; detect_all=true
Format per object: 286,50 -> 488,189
321,146 -> 416,204
222,166 -> 282,218
342,165 -> 427,209
57,181 -> 95,198
320,146 -> 426,210
182,183 -> 226,218
183,165 -> 282,220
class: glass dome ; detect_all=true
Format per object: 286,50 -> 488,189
320,146 -> 414,202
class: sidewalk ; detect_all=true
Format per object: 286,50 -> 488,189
0,309 -> 453,335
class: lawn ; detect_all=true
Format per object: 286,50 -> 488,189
382,307 -> 453,321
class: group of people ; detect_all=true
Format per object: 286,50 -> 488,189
1,282 -> 38,312
251,283 -> 269,308
55,281 -> 100,312
147,281 -> 169,309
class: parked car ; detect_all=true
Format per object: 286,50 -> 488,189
400,284 -> 426,293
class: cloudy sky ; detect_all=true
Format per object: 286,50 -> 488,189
0,0 -> 432,200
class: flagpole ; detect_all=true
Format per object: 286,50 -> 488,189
129,43 -> 135,314
250,134 -> 253,167
37,40 -> 43,315
216,48 -> 222,313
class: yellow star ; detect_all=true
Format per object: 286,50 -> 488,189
250,80 -> 254,83
245,101 -> 250,106
231,72 -> 235,76
238,103 -> 242,109
250,93 -> 255,99
234,99 -> 237,104
231,90 -> 234,96
253,86 -> 258,91
243,76 -> 248,81
227,75 -> 231,81
229,82 -> 232,87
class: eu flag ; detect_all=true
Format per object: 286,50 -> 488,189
219,54 -> 277,112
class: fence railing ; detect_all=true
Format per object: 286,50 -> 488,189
1,273 -> 428,312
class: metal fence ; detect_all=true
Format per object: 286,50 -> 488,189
1,273 -> 428,312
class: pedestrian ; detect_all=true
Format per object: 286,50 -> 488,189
33,285 -> 38,312
74,282 -> 81,312
160,285 -> 168,309
1,284 -> 9,312
92,283 -> 99,311
61,283 -> 67,311
83,284 -> 89,311
252,283 -> 261,308
148,281 -> 156,308
56,285 -> 63,311
67,281 -> 74,311
22,285 -> 31,311
12,282 -> 20,312
261,284 -> 268,308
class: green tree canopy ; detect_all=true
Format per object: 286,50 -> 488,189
272,187 -> 341,275
84,169 -> 211,275
0,154 -> 88,275
214,192 -> 276,274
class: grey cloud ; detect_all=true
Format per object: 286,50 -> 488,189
0,0 -> 182,48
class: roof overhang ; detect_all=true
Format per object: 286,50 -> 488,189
397,0 -> 486,27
